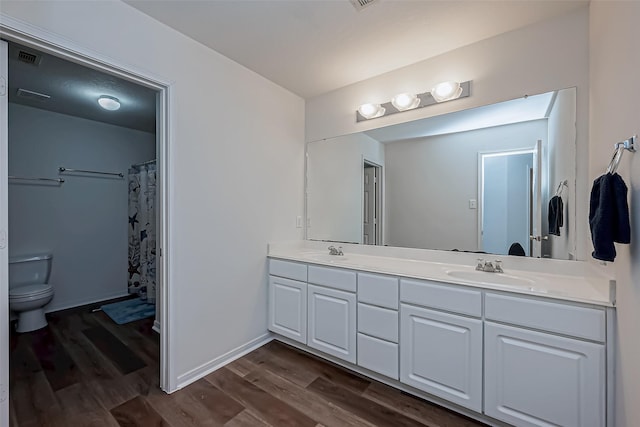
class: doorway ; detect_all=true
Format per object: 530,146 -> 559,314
363,160 -> 382,245
479,149 -> 534,256
0,19 -> 173,421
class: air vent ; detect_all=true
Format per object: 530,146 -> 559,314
17,50 -> 41,66
350,0 -> 378,11
16,88 -> 51,102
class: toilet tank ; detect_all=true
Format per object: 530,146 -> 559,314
9,253 -> 52,288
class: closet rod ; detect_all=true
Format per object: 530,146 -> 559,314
9,176 -> 64,184
59,167 -> 124,178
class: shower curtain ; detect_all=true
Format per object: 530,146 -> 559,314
128,161 -> 157,303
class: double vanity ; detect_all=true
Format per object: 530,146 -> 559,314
267,241 -> 615,427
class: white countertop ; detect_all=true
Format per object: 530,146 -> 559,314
268,241 -> 616,307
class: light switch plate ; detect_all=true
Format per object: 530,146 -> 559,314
469,199 -> 477,209
296,216 -> 303,228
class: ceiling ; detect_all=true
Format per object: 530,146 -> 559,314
8,42 -> 157,133
124,0 -> 587,98
6,1 -> 585,132
365,90 -> 556,143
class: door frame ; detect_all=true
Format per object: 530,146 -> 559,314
477,148 -> 535,254
0,14 -> 177,404
0,39 -> 8,425
362,158 -> 383,246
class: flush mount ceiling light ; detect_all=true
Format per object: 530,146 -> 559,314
431,81 -> 464,103
358,103 -> 386,120
356,80 -> 471,122
98,95 -> 121,111
391,93 -> 420,111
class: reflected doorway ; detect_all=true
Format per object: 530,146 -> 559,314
363,160 -> 382,245
480,149 -> 535,256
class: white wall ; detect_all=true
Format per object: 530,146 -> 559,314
384,120 -> 547,252
306,6 -> 591,260
0,0 -> 305,385
589,2 -> 640,426
547,89 -> 577,259
8,104 -> 155,312
307,133 -> 383,243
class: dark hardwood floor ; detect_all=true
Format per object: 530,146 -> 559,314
9,307 -> 486,427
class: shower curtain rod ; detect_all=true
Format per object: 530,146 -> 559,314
131,159 -> 157,167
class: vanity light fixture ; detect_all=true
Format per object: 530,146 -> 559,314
431,81 -> 463,103
98,95 -> 121,111
391,93 -> 421,111
356,80 -> 471,122
358,103 -> 386,119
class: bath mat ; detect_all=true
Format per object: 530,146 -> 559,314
101,298 -> 155,325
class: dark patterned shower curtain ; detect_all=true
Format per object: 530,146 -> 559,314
128,161 -> 157,303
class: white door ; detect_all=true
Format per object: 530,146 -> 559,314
0,39 -> 9,425
268,276 -> 307,344
307,284 -> 356,363
400,304 -> 482,412
484,322 -> 605,427
363,164 -> 377,245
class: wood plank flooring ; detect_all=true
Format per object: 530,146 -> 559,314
10,306 -> 487,427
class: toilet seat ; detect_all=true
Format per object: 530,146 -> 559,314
9,284 -> 53,300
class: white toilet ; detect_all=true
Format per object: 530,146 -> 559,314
9,253 -> 55,333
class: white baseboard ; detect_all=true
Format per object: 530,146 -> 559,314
45,291 -> 130,314
176,333 -> 274,390
152,319 -> 161,334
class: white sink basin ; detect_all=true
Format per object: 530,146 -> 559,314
446,270 -> 536,289
306,253 -> 349,263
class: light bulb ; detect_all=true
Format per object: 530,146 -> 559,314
391,93 -> 420,111
98,95 -> 121,111
431,81 -> 463,102
358,103 -> 385,119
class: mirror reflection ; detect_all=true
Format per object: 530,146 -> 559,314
306,87 -> 576,260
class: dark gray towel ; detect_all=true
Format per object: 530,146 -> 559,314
589,172 -> 631,261
548,195 -> 563,236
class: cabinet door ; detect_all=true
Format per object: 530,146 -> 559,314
308,284 -> 356,363
268,276 -> 307,344
484,322 -> 605,427
400,304 -> 482,412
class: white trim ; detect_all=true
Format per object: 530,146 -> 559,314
0,39 -> 10,427
43,291 -> 130,314
176,333 -> 274,390
0,14 -> 176,393
153,319 -> 161,334
606,307 -> 616,427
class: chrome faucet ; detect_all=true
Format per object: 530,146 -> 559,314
328,245 -> 344,256
475,258 -> 503,273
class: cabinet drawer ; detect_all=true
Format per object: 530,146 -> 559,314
357,333 -> 398,380
358,273 -> 398,309
485,293 -> 606,342
308,265 -> 356,292
269,258 -> 307,282
358,303 -> 398,343
400,279 -> 482,317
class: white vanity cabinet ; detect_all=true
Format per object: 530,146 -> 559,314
268,260 -> 308,344
267,255 -> 613,426
400,279 -> 483,412
483,293 -> 606,427
357,273 -> 399,379
307,266 -> 357,363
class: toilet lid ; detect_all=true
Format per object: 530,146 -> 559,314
9,284 -> 53,298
